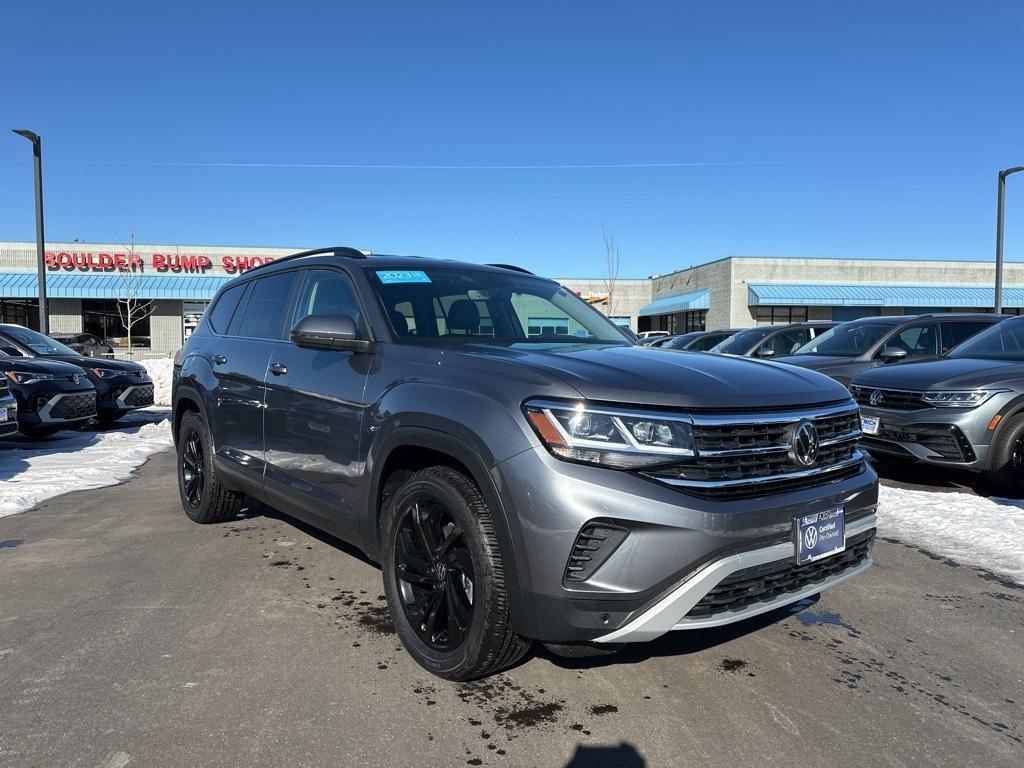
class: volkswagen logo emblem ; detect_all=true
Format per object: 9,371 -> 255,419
869,389 -> 884,407
790,420 -> 819,467
803,526 -> 819,550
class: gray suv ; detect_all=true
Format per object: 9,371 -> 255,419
775,313 -> 1003,386
172,247 -> 878,680
853,316 -> 1024,491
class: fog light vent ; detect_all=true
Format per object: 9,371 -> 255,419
564,522 -> 629,583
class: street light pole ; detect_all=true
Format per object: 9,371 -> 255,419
12,129 -> 49,334
995,165 -> 1024,314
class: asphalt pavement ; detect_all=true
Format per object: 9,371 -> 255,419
1,449 -> 1021,768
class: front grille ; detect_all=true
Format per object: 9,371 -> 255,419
645,404 -> 864,500
851,386 -> 926,411
686,529 -> 875,619
873,423 -> 975,462
122,384 -> 155,407
0,420 -> 17,437
49,392 -> 97,421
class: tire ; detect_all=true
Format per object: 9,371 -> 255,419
177,410 -> 243,524
381,466 -> 529,681
985,413 -> 1024,495
20,426 -> 61,438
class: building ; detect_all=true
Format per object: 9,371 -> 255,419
0,241 -> 653,357
638,256 -> 1024,333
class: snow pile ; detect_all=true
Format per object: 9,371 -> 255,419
878,485 -> 1024,583
142,357 -> 174,406
0,410 -> 173,518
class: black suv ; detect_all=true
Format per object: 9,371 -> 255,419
774,314 -> 1004,386
0,324 -> 154,423
0,352 -> 97,437
0,375 -> 18,438
173,248 -> 878,680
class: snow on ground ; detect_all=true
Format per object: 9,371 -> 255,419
878,485 -> 1024,584
141,357 -> 174,406
0,409 -> 173,518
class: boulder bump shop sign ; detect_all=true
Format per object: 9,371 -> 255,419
44,250 -> 274,275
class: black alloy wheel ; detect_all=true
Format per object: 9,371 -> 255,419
181,428 -> 206,508
394,498 -> 474,652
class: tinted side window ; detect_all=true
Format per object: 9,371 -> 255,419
762,329 -> 811,356
292,269 -> 363,335
233,272 -> 299,340
940,321 -> 991,354
690,333 -> 725,351
207,283 -> 247,335
888,323 -> 939,357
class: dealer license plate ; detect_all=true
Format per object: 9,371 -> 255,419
0,406 -> 7,422
795,507 -> 845,564
860,415 -> 879,435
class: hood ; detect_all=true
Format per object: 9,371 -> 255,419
772,354 -> 856,371
0,356 -> 89,375
44,354 -> 147,375
853,357 -> 1024,391
452,343 -> 852,409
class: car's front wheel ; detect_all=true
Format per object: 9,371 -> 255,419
381,466 -> 529,680
177,410 -> 242,524
985,413 -> 1024,495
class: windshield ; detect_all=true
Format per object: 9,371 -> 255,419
793,322 -> 893,356
365,267 -> 632,347
711,327 -> 772,355
948,317 -> 1024,361
0,327 -> 78,357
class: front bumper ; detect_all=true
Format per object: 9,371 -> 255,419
595,514 -> 875,642
14,386 -> 97,429
493,443 -> 879,643
94,377 -> 155,414
857,397 -> 1007,471
0,395 -> 18,437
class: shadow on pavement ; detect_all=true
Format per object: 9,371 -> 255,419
564,743 -> 645,767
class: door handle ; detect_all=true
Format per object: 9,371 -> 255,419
212,355 -> 227,365
269,362 -> 288,376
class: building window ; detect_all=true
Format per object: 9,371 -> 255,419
0,299 -> 39,330
527,317 -> 569,336
754,306 -> 808,326
82,299 -> 154,349
655,310 -> 706,334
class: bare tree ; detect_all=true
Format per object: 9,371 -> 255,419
601,224 -> 620,318
117,234 -> 156,359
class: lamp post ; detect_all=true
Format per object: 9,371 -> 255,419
12,129 -> 49,334
995,165 -> 1024,314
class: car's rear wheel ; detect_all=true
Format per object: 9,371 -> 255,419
381,466 -> 529,680
985,413 -> 1024,495
177,410 -> 242,524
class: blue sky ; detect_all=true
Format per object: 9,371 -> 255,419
1,1 -> 1022,278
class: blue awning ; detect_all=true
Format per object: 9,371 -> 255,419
0,272 -> 233,301
748,283 -> 1024,308
638,287 -> 710,317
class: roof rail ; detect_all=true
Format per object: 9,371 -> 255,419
486,263 -> 534,274
248,246 -> 371,272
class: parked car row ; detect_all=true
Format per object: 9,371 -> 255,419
0,324 -> 155,438
648,312 -> 1021,492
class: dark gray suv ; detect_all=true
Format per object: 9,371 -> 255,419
775,313 -> 1004,387
172,247 -> 878,680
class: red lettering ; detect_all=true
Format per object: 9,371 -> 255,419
152,253 -> 167,271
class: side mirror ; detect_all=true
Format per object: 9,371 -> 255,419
755,347 -> 776,358
879,346 -> 909,363
290,314 -> 370,352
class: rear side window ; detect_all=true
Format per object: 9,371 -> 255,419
207,283 -> 247,335
940,321 -> 992,354
232,272 -> 299,339
762,328 -> 811,357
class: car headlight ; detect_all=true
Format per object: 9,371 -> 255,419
523,399 -> 695,468
920,390 -> 1007,408
89,367 -> 121,379
5,371 -> 55,385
